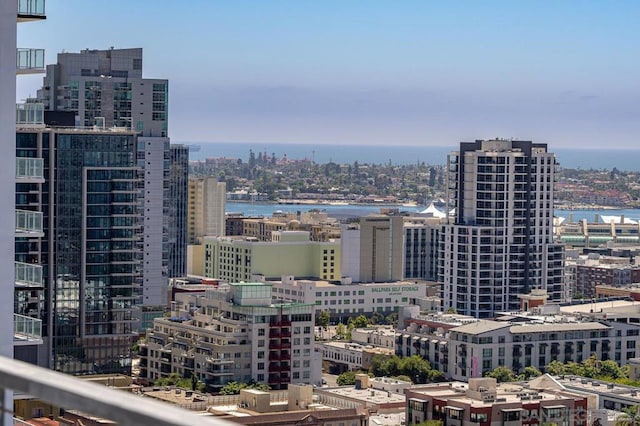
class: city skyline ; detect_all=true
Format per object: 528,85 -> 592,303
16,1 -> 640,149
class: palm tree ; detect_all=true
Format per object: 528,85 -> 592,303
615,406 -> 640,426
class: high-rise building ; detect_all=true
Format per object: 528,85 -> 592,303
36,48 -> 188,308
168,145 -> 188,277
17,126 -> 142,374
440,140 -> 564,318
5,1 -> 47,414
187,177 -> 226,243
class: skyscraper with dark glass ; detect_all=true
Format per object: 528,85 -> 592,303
17,127 -> 142,374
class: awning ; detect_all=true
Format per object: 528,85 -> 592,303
445,406 -> 464,411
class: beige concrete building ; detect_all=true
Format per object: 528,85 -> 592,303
359,215 -> 404,283
188,177 -> 226,243
204,231 -> 341,282
139,282 -> 320,391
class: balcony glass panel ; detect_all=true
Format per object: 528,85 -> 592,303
14,313 -> 42,343
17,0 -> 46,17
16,48 -> 45,72
16,102 -> 44,125
15,262 -> 43,288
16,157 -> 44,181
16,209 -> 43,235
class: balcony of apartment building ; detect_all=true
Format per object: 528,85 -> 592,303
17,0 -> 46,22
14,261 -> 42,289
16,48 -> 45,74
15,157 -> 44,184
1,355 -> 232,426
13,313 -> 42,346
15,101 -> 44,128
15,209 -> 43,238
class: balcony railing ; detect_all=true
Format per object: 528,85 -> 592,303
16,158 -> 44,183
15,262 -> 43,288
0,356 -> 233,426
13,313 -> 42,346
16,102 -> 44,126
15,209 -> 43,237
17,0 -> 46,20
16,48 -> 45,74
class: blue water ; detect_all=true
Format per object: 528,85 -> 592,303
182,142 -> 640,171
227,202 -> 640,222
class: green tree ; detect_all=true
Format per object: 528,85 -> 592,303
349,314 -> 369,329
616,406 -> 640,426
335,323 -> 347,339
485,366 -> 517,382
219,381 -> 247,395
521,366 -> 543,380
445,307 -> 457,314
336,371 -> 357,386
417,421 -> 443,426
545,360 -> 566,376
316,310 -> 330,328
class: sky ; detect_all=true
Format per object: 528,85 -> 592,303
16,1 -> 640,148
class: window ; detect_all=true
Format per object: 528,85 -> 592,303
258,329 -> 265,336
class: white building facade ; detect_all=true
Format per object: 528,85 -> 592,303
140,283 -> 320,390
441,140 -> 565,318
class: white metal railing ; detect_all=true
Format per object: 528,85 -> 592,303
0,356 -> 235,426
15,210 -> 43,235
17,0 -> 45,16
16,49 -> 44,72
15,102 -> 44,125
14,262 -> 43,288
13,314 -> 42,343
15,158 -> 44,181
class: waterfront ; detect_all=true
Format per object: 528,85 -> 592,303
227,202 -> 640,222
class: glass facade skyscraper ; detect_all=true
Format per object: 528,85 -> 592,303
17,128 -> 142,374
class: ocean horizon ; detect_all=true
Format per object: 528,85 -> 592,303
182,142 -> 640,172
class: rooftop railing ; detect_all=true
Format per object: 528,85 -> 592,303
0,356 -> 234,426
13,314 -> 42,346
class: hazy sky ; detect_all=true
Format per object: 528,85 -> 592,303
17,1 -> 640,148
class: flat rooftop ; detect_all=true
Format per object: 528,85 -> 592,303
320,387 -> 406,406
560,300 -> 640,314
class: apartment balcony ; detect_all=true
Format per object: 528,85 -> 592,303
15,261 -> 43,288
2,356 -> 231,426
13,313 -> 42,346
17,0 -> 46,21
16,48 -> 45,74
16,157 -> 44,183
16,102 -> 44,127
15,210 -> 44,237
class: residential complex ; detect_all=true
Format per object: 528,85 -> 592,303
188,177 -> 226,243
203,231 -> 341,282
396,299 -> 640,381
405,376 -> 588,426
3,1 -> 46,417
441,139 -> 564,317
139,282 -> 320,391
35,47 -> 188,309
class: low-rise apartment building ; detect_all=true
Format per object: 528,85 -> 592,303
139,282 -> 320,391
397,301 -> 640,381
405,377 -> 588,426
